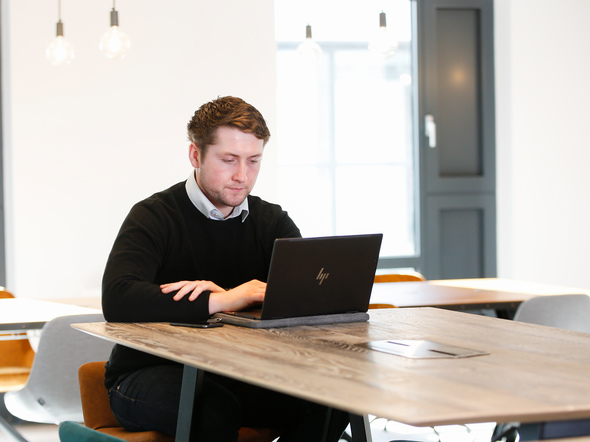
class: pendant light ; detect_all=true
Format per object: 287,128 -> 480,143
297,24 -> 322,59
99,0 -> 131,59
368,11 -> 398,59
46,0 -> 75,66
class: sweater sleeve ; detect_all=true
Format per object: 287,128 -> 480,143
275,208 -> 301,239
102,197 -> 211,323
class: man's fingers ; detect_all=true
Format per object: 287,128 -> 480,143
189,284 -> 210,301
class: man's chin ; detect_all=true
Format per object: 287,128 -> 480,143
222,194 -> 249,208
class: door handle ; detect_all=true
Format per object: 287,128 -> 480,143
425,114 -> 436,148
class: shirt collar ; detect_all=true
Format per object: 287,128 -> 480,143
185,171 -> 249,222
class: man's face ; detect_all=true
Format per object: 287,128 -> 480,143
189,126 -> 264,218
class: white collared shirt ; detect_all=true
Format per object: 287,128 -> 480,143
185,171 -> 249,221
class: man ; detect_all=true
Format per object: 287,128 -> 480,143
102,96 -> 347,441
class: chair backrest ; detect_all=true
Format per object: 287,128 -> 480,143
0,287 -> 14,299
374,272 -> 426,283
3,313 -> 114,424
0,289 -> 36,393
513,294 -> 590,333
370,272 -> 426,309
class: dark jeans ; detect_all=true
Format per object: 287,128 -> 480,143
108,365 -> 348,442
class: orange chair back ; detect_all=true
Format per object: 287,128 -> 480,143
78,362 -> 173,442
369,272 -> 426,309
373,272 -> 425,283
0,289 -> 35,392
78,362 -> 279,442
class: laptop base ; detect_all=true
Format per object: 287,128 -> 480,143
214,312 -> 370,329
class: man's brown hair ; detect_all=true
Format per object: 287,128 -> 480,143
187,96 -> 271,155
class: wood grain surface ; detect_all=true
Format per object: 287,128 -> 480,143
74,308 -> 590,427
369,281 -> 569,310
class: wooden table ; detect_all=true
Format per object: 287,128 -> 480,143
370,278 -> 590,317
0,298 -> 100,332
74,308 -> 590,442
49,296 -> 102,310
430,278 -> 590,295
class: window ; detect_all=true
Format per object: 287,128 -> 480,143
275,0 -> 417,263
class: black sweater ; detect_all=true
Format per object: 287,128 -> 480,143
102,182 -> 300,388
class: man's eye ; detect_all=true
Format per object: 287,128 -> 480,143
223,159 -> 235,164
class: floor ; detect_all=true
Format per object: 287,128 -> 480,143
1,418 -> 497,442
0,422 -> 58,442
359,419 -> 496,442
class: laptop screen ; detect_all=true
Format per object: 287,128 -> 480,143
259,233 -> 383,319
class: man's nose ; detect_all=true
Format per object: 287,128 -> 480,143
233,162 -> 247,182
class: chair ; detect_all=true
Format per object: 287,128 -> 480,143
491,294 -> 590,441
513,294 -> 590,333
3,313 -> 113,425
370,272 -> 426,309
373,272 -> 426,283
78,362 -> 174,442
79,361 -> 280,442
59,420 -> 125,442
0,288 -> 35,393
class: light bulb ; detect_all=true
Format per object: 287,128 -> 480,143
297,25 -> 322,60
46,21 -> 75,66
368,12 -> 398,59
99,8 -> 131,59
100,26 -> 131,58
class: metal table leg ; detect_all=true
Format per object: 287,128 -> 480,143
175,365 -> 204,442
350,413 -> 373,442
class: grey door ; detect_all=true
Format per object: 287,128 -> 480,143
418,0 -> 496,279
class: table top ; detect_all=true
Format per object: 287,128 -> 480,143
39,277 -> 576,319
73,307 -> 590,427
49,297 -> 103,310
0,298 -> 101,331
369,278 -> 590,310
430,278 -> 590,295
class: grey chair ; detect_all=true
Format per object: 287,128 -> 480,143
513,294 -> 590,333
491,294 -> 590,441
3,313 -> 113,425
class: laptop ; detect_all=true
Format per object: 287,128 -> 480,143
214,233 -> 383,328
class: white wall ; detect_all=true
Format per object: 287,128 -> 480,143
2,0 -> 278,299
495,0 -> 590,288
3,0 -> 590,300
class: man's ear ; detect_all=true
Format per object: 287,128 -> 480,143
189,143 -> 200,168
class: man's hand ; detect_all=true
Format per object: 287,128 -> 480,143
160,280 -> 225,301
209,280 -> 266,314
160,279 -> 266,313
